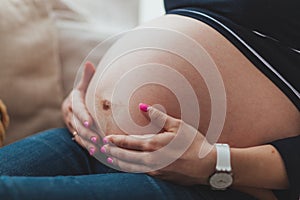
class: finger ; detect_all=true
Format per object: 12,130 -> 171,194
62,95 -> 72,120
65,118 -> 85,148
74,133 -> 85,147
63,107 -> 86,147
63,92 -> 98,148
72,114 -> 100,145
106,157 -> 152,173
105,132 -> 175,151
71,119 -> 98,156
105,135 -> 149,151
102,144 -> 152,166
63,98 -> 75,132
139,103 -> 180,131
77,61 -> 96,93
71,90 -> 93,128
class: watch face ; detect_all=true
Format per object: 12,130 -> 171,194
209,172 -> 233,190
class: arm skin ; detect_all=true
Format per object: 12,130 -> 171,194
225,145 -> 289,200
226,145 -> 290,200
230,145 -> 289,190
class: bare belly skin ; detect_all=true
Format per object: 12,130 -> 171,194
86,14 -> 300,148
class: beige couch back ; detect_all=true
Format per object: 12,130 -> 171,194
0,0 -> 141,145
0,0 -> 64,144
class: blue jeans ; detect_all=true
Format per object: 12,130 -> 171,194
0,128 -> 256,200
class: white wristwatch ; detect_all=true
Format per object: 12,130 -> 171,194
209,144 -> 233,190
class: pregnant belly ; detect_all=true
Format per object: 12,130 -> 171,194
85,15 -> 300,148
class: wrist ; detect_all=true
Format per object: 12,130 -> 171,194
200,145 -> 217,185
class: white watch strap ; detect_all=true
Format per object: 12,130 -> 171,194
215,144 -> 232,172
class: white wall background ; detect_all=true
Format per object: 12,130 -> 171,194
56,0 -> 165,34
139,0 -> 165,24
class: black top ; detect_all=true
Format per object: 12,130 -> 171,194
164,1 -> 300,199
164,0 -> 300,111
165,0 -> 300,50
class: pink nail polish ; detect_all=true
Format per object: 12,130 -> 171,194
107,157 -> 113,164
89,147 -> 96,156
103,137 -> 108,144
83,121 -> 89,128
139,103 -> 149,112
91,136 -> 97,144
100,146 -> 106,153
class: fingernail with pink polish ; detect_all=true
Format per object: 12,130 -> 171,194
103,137 -> 108,144
89,147 -> 96,156
100,146 -> 106,153
107,157 -> 113,164
139,103 -> 149,112
91,136 -> 97,144
83,121 -> 89,128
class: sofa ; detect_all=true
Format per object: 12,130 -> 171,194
0,0 -> 141,145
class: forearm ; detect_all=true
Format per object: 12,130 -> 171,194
230,145 -> 289,189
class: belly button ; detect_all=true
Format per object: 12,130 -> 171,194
101,99 -> 111,111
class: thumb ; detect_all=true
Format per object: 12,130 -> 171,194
77,61 -> 96,93
139,103 -> 178,131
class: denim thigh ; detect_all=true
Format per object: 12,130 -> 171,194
0,173 -> 256,200
0,128 -> 114,176
0,128 -> 256,200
